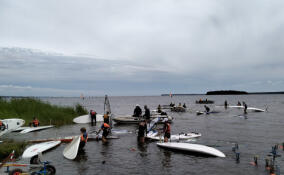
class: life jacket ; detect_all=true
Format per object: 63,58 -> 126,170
102,123 -> 110,128
80,133 -> 88,143
165,123 -> 171,133
33,119 -> 39,126
0,121 -> 2,126
91,111 -> 96,115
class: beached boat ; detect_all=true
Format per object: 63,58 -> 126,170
112,116 -> 173,124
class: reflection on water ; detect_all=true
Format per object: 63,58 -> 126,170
162,150 -> 172,167
76,149 -> 88,162
137,142 -> 148,157
75,150 -> 88,175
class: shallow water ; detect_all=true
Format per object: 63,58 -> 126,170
3,95 -> 284,174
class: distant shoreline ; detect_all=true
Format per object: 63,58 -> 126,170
161,91 -> 284,96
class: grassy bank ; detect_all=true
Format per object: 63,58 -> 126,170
0,141 -> 28,161
0,98 -> 87,126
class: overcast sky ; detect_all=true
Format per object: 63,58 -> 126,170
0,0 -> 284,96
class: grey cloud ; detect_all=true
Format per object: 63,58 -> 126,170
0,0 -> 284,96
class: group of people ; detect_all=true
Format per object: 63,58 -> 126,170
224,100 -> 248,114
137,119 -> 171,144
81,104 -> 171,149
79,99 -> 251,151
134,104 -> 171,144
89,110 -> 111,126
169,102 -> 187,108
78,110 -> 112,151
133,104 -> 150,121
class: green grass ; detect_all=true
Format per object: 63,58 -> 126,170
0,98 -> 87,126
0,141 -> 28,161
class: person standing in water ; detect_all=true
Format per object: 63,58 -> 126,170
79,127 -> 88,150
143,105 -> 151,123
90,110 -> 97,126
244,102 -> 248,114
204,105 -> 210,113
133,104 -> 142,118
224,100 -> 228,109
137,120 -> 147,143
157,104 -> 162,113
98,122 -> 111,143
163,120 -> 171,142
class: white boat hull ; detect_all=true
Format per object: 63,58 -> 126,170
20,125 -> 54,134
157,142 -> 226,157
63,136 -> 81,160
0,119 -> 25,137
22,141 -> 61,158
147,132 -> 201,141
73,114 -> 104,124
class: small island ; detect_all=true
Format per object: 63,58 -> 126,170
206,90 -> 248,95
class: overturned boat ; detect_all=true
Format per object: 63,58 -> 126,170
112,115 -> 173,124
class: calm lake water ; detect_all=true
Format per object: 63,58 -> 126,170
3,95 -> 284,175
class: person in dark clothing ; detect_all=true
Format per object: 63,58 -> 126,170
133,104 -> 142,118
137,120 -> 147,143
157,104 -> 162,113
224,100 -> 228,109
183,103 -> 187,108
244,103 -> 248,114
143,105 -> 151,122
163,120 -> 171,142
90,110 -> 97,126
204,105 -> 210,113
160,111 -> 167,115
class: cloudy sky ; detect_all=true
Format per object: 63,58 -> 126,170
0,0 -> 284,96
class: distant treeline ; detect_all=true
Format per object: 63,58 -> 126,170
161,91 -> 284,96
206,90 -> 248,95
